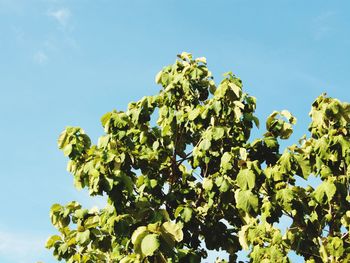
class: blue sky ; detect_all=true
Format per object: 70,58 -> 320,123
1,0 -> 350,262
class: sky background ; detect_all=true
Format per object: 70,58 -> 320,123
1,0 -> 350,262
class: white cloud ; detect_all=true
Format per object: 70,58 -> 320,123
33,50 -> 48,64
48,7 -> 71,27
312,11 -> 336,40
0,0 -> 24,14
11,25 -> 25,43
313,25 -> 332,41
0,228 -> 46,263
313,11 -> 336,24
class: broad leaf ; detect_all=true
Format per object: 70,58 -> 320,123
141,234 -> 160,257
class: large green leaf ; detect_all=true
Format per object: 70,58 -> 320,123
141,234 -> 160,257
235,190 -> 259,213
181,207 -> 193,222
202,178 -> 213,191
45,235 -> 61,249
76,230 -> 90,245
131,226 -> 148,245
221,152 -> 232,170
314,180 -> 336,203
276,188 -> 294,211
188,107 -> 201,121
199,139 -> 211,151
236,169 -> 255,190
294,154 -> 311,179
161,222 -> 183,242
212,127 -> 225,140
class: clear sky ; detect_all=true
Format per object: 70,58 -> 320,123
1,0 -> 350,262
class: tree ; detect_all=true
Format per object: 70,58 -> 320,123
46,52 -> 350,262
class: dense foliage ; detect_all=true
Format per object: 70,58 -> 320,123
47,53 -> 350,262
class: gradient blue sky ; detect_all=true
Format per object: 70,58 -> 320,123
1,1 -> 350,262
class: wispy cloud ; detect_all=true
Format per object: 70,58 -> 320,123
33,5 -> 78,65
0,228 -> 46,263
11,25 -> 25,43
0,0 -> 24,14
312,11 -> 336,40
33,50 -> 48,65
48,7 -> 71,27
314,11 -> 336,24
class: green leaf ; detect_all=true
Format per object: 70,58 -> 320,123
63,144 -> 72,156
281,110 -> 297,124
314,180 -> 336,203
150,179 -> 157,188
161,222 -> 183,242
238,225 -> 250,250
195,57 -> 207,64
236,169 -> 255,190
76,230 -> 90,245
219,178 -> 230,193
155,71 -> 162,84
121,174 -> 134,194
147,222 -> 160,233
141,234 -> 160,257
199,139 -> 211,151
221,152 -> 232,170
84,215 -> 99,228
276,188 -> 294,211
264,137 -> 279,150
179,51 -> 192,60
50,203 -> 62,213
294,155 -> 311,179
131,226 -> 148,245
229,83 -> 241,98
326,237 -> 344,257
181,207 -> 193,222
202,178 -> 213,191
212,127 -> 225,140
152,141 -> 160,150
57,131 -> 68,149
132,226 -> 149,256
212,101 -> 221,114
314,137 -> 329,158
278,151 -> 292,173
188,107 -> 201,121
174,206 -> 184,218
235,190 -> 259,213
120,255 -> 141,263
240,148 -> 247,161
45,235 -> 61,248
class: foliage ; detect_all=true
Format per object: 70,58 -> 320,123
47,52 -> 350,262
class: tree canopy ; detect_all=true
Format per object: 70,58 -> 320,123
46,53 -> 350,262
